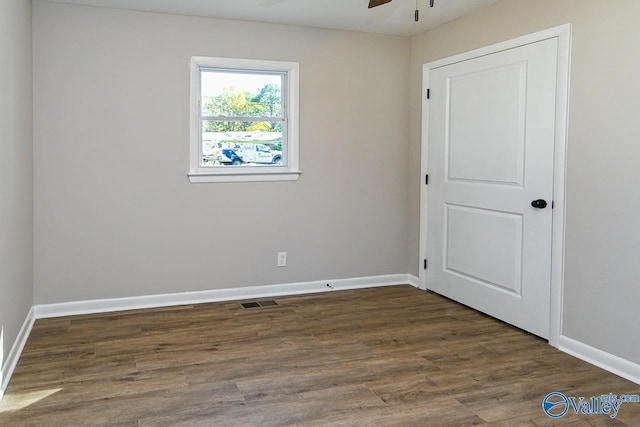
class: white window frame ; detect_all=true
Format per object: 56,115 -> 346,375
188,56 -> 300,183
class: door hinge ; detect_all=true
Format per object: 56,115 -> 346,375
424,259 -> 428,270
552,200 -> 555,209
425,174 -> 429,185
426,89 -> 430,99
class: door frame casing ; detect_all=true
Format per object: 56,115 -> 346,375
418,24 -> 572,348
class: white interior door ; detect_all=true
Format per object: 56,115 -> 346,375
425,38 -> 558,339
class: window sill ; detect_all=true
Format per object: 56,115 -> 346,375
188,170 -> 302,183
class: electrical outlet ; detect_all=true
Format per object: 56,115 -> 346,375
277,252 -> 287,267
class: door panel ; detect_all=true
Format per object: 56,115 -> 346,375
426,38 -> 558,339
448,62 -> 526,185
445,204 -> 523,295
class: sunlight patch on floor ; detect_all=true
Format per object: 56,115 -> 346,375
0,388 -> 62,413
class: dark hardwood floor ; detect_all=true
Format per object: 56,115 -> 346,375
1,285 -> 638,426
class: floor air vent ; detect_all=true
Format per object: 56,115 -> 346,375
241,300 -> 278,309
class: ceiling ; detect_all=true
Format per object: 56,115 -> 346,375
41,0 -> 502,36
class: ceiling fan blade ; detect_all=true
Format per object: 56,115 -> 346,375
368,0 -> 392,8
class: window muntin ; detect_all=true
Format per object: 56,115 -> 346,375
189,57 -> 300,183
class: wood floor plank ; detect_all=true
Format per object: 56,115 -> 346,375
1,285 -> 639,426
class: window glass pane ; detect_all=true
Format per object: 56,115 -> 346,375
201,70 -> 283,118
201,121 -> 284,167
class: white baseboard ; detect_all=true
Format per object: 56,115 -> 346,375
559,335 -> 640,385
1,306 -> 35,400
407,274 -> 419,288
34,274 -> 418,319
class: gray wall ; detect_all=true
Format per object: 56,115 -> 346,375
32,2 -> 410,304
0,0 -> 33,385
409,0 -> 640,363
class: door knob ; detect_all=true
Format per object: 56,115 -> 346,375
531,199 -> 548,209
